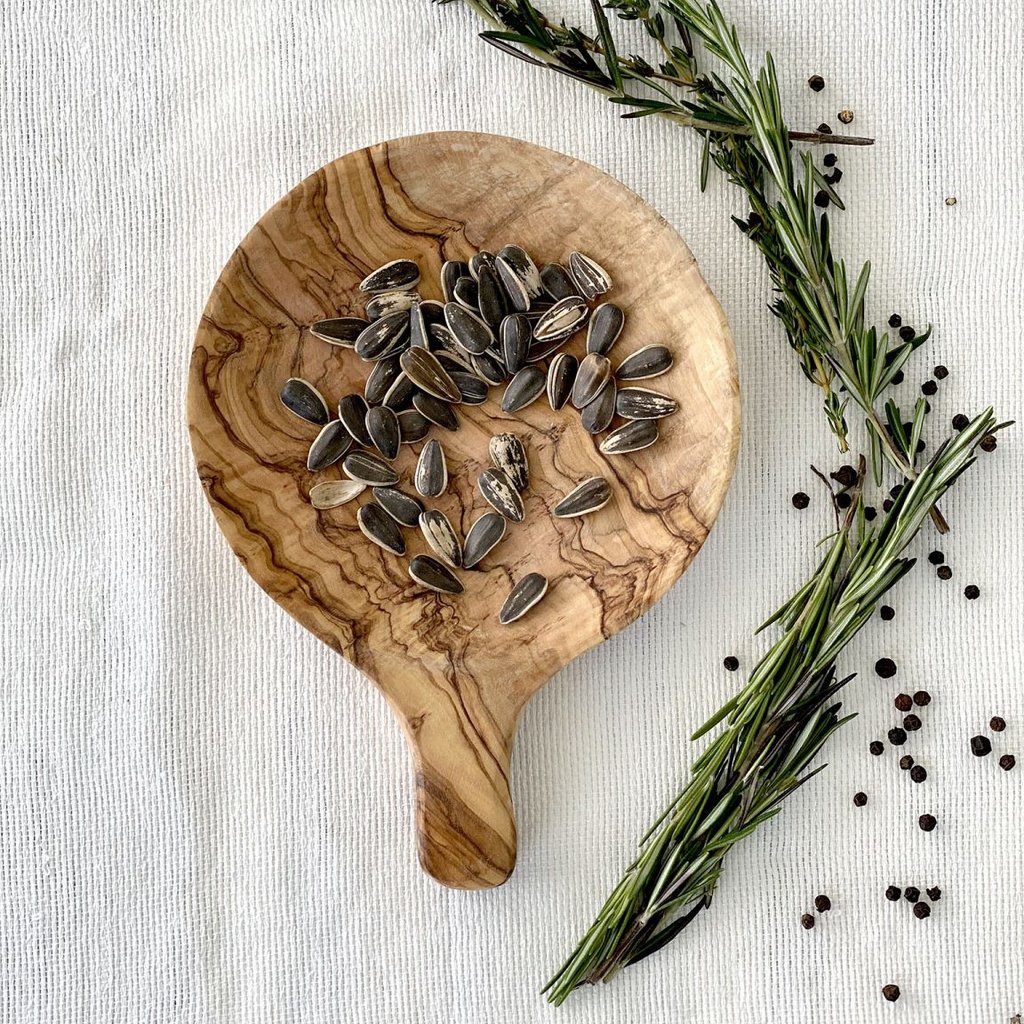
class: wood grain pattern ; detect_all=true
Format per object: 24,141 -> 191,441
187,131 -> 740,889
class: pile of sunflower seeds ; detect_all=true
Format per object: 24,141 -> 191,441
281,246 -> 677,622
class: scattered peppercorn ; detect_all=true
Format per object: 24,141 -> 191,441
864,506 -> 878,521
723,655 -> 739,671
831,464 -> 857,488
916,438 -> 926,454
808,74 -> 825,91
800,912 -> 815,929
880,604 -> 894,620
899,754 -> 914,770
969,735 -> 992,758
824,168 -> 843,185
913,901 -> 931,919
913,690 -> 931,706
921,379 -> 938,396
926,886 -> 941,901
837,109 -> 854,124
903,886 -> 920,902
836,492 -> 852,509
937,565 -> 953,580
928,550 -> 945,565
882,984 -> 901,1003
891,370 -> 905,386
875,657 -> 897,679
980,434 -> 998,452
792,491 -> 810,509
887,313 -> 902,328
823,152 -> 837,167
814,894 -> 832,913
895,693 -> 913,712
919,813 -> 937,832
933,365 -> 948,379
889,484 -> 903,499
887,727 -> 907,746
853,791 -> 868,806
945,196 -> 957,206
899,325 -> 916,342
814,189 -> 830,208
910,764 -> 927,783
990,716 -> 1006,732
869,741 -> 884,756
882,499 -> 894,513
817,122 -> 832,134
964,584 -> 980,600
884,885 -> 902,902
999,754 -> 1016,772
952,413 -> 969,431
904,714 -> 922,732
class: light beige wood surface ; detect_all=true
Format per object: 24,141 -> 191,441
187,131 -> 740,889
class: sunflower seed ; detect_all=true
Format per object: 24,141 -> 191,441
365,405 -> 401,461
408,554 -> 463,594
400,346 -> 461,403
615,344 -> 674,380
462,512 -> 507,569
533,295 -> 588,342
546,353 -> 578,410
452,276 -> 479,310
381,371 -> 417,410
568,251 -> 611,300
360,259 -> 420,293
419,299 -> 446,327
372,486 -> 423,527
343,451 -> 399,487
451,371 -> 488,405
365,289 -> 419,321
412,393 -> 459,432
599,419 -> 659,454
414,438 -> 447,497
408,302 -> 429,348
468,250 -> 496,281
526,333 -> 574,362
499,573 -> 549,624
309,479 -> 366,509
280,378 -> 329,425
476,264 -> 508,328
616,387 -> 678,420
489,433 -> 529,491
444,303 -> 493,355
355,310 -> 409,360
522,300 -> 555,321
586,302 -> 625,355
419,509 -> 463,568
363,355 -> 403,405
471,351 -> 507,386
494,257 -> 530,313
540,262 -> 578,301
501,365 -> 546,413
581,379 -> 616,433
306,420 -> 352,471
479,468 -> 525,522
497,244 -> 543,299
441,260 -> 470,303
553,477 -> 612,518
500,314 -> 531,374
310,317 -> 368,346
357,503 -> 406,555
397,408 -> 430,443
337,393 -> 372,445
571,353 -> 612,408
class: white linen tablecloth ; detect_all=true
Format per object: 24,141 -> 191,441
2,1 -> 1021,1021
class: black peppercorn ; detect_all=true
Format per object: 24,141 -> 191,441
919,813 -> 937,832
937,565 -> 953,580
864,506 -> 878,521
916,438 -> 926,454
808,74 -> 825,91
887,313 -> 902,328
853,791 -> 868,806
831,464 -> 857,488
899,754 -> 914,770
814,894 -> 832,913
926,886 -> 941,901
869,741 -> 884,756
928,550 -> 945,565
880,604 -> 894,620
999,754 -> 1016,771
887,727 -> 907,746
891,370 -> 905,385
882,984 -> 901,1002
792,491 -> 810,509
836,492 -> 852,509
964,584 -> 980,600
824,168 -> 842,185
895,693 -> 913,712
971,735 -> 992,756
814,189 -> 830,208
882,499 -> 894,513
933,365 -> 949,379
990,716 -> 1006,732
800,912 -> 815,929
910,764 -> 927,783
823,152 -> 837,167
723,655 -> 739,671
980,434 -> 998,452
899,325 -> 916,341
952,413 -> 969,431
875,657 -> 897,679
904,885 -> 920,902
885,885 -> 902,901
817,122 -> 832,134
904,714 -> 922,732
913,690 -> 931,706
837,109 -> 854,124
913,901 -> 931,919
921,379 -> 938,396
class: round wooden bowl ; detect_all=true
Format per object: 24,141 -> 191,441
188,131 -> 740,889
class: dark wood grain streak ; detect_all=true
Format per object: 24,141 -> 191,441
187,131 -> 740,889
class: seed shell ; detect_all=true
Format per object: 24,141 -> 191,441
310,317 -> 368,346
533,295 -> 588,343
501,365 -> 546,413
462,512 -> 507,569
397,408 -> 430,444
372,486 -> 423,527
441,260 -> 470,303
468,250 -> 496,281
471,351 -> 508,386
365,405 -> 401,461
343,451 -> 400,487
309,479 -> 366,509
571,353 -> 612,409
400,346 -> 461,403
615,345 -> 674,381
479,467 -> 525,522
451,371 -> 488,405
381,371 -> 417,410
489,433 -> 529,491
444,303 -> 494,355
280,378 -> 329,426
365,290 -> 419,321
408,302 -> 429,348
337,393 -> 373,445
581,379 -> 616,434
355,310 -> 410,361
476,264 -> 509,328
599,419 -> 659,454
359,259 -> 420,293
540,262 -> 577,301
414,438 -> 447,497
500,314 -> 531,374
427,324 -> 471,366
306,420 -> 352,471
363,355 -> 403,405
586,303 -> 625,355
494,257 -> 531,313
418,299 -> 446,327
357,502 -> 406,555
553,477 -> 612,518
419,509 -> 463,568
499,573 -> 549,624
408,554 -> 464,594
452,276 -> 480,310
497,244 -> 543,299
546,352 -> 577,410
568,251 -> 612,300
412,393 -> 459,432
616,387 -> 678,420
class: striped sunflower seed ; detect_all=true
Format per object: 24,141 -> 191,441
355,310 -> 409,360
500,313 -> 531,374
586,302 -> 625,356
494,257 -> 530,313
616,387 -> 678,420
310,317 -> 368,347
408,302 -> 429,348
306,420 -> 352,471
471,351 -> 508,386
365,405 -> 401,461
414,438 -> 447,498
580,379 -> 616,434
479,467 -> 525,522
546,353 -> 577,410
372,486 -> 423,527
337,393 -> 373,445
462,512 -> 507,569
499,573 -> 549,624
357,502 -> 406,555
501,365 -> 546,413
418,299 -> 446,327
281,378 -> 329,426
365,289 -> 419,321
412,393 -> 459,432
553,477 -> 612,518
568,251 -> 612,300
400,347 -> 461,403
444,302 -> 493,355
533,295 -> 588,343
452,276 -> 480,310
540,262 -> 577,301
419,509 -> 463,568
497,244 -> 543,299
476,263 -> 509,328
363,354 -> 403,405
451,371 -> 488,405
615,345 -> 674,381
309,479 -> 365,509
599,419 -> 659,454
468,250 -> 496,281
441,260 -> 470,303
381,371 -> 417,410
343,451 -> 399,487
408,554 -> 463,595
489,433 -> 529,491
571,352 -> 612,409
397,408 -> 430,444
359,259 -> 420,293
